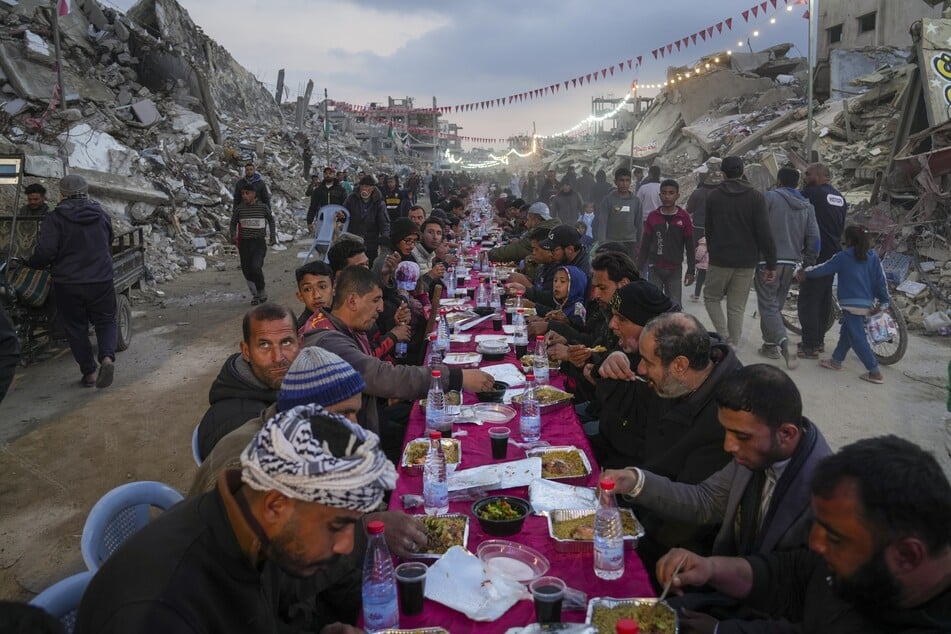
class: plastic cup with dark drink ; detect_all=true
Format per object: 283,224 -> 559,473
488,427 -> 510,459
492,312 -> 503,331
506,308 -> 514,325
515,343 -> 528,358
467,287 -> 475,299
395,562 -> 428,616
530,576 -> 565,624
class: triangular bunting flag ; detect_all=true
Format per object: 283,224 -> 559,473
601,68 -> 607,78
752,6 -> 759,17
708,26 -> 715,37
771,0 -> 778,6
609,66 -> 615,76
636,55 -> 642,66
802,9 -> 809,18
652,49 -> 658,59
743,9 -> 750,21
675,40 -> 682,51
683,37 -> 690,48
666,43 -> 673,54
761,1 -> 768,11
564,80 -> 569,90
715,22 -> 722,33
700,30 -> 707,41
572,78 -> 577,87
586,73 -> 592,82
726,18 -> 733,29
691,33 -> 698,45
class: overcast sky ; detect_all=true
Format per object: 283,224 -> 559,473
112,0 -> 809,148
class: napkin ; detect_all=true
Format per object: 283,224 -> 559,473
424,546 -> 527,621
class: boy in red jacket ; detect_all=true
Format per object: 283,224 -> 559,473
636,179 -> 696,305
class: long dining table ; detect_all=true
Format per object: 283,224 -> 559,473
387,262 -> 655,632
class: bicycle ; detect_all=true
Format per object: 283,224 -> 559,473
780,279 -> 908,366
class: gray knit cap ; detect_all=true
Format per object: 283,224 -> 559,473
277,348 -> 366,412
59,174 -> 88,197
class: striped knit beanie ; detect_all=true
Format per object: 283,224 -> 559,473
277,347 -> 366,412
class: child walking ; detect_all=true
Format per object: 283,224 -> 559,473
691,236 -> 708,301
798,224 -> 889,384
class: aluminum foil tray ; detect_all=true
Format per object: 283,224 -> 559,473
547,508 -> 644,553
414,513 -> 469,559
401,438 -> 461,472
585,597 -> 678,634
525,445 -> 592,480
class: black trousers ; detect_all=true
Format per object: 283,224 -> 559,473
55,281 -> 116,376
238,238 -> 267,296
797,274 -> 834,349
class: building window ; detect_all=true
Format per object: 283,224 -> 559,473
858,12 -> 876,33
827,23 -> 843,44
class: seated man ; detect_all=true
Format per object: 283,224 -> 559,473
327,235 -> 370,278
302,265 -> 494,438
196,303 -> 300,460
192,346 -> 430,559
598,312 -> 739,582
656,436 -> 951,633
294,260 -> 334,329
76,404 -> 397,634
488,201 -> 560,264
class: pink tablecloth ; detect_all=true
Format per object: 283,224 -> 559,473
388,291 -> 654,632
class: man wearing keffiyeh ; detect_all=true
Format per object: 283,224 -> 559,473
76,404 -> 397,634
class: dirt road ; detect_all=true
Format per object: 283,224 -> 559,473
1,240 -> 948,601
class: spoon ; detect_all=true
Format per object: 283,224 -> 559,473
655,553 -> 689,609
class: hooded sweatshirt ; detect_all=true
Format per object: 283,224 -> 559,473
232,172 -> 271,208
196,353 -> 275,459
554,265 -> 588,329
762,188 -> 820,267
704,178 -> 777,269
26,197 -> 114,284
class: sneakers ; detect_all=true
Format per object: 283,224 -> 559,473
780,340 -> 799,370
96,362 -> 115,388
758,345 -> 781,360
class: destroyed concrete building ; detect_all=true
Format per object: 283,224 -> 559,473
0,0 -> 429,284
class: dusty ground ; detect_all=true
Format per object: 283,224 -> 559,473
1,239 -> 949,602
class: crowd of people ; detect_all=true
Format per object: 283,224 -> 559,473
1,159 -> 949,634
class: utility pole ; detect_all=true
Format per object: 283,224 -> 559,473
629,85 -> 637,169
50,0 -> 69,170
432,96 -> 438,168
806,0 -> 818,161
324,88 -> 330,168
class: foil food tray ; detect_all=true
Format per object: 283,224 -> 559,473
547,508 -> 644,553
585,597 -> 679,633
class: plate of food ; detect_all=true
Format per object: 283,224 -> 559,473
442,352 -> 482,367
510,385 -> 573,412
417,514 -> 469,557
401,438 -> 461,470
444,310 -> 476,327
586,597 -> 679,633
525,446 -> 592,480
441,297 -> 469,307
547,508 -> 644,552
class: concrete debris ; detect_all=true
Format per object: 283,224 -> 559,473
0,0 -> 425,284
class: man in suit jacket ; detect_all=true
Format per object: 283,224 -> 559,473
605,363 -> 832,631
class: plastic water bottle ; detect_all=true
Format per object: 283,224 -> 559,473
519,373 -> 541,443
362,520 -> 399,630
533,336 -> 550,384
435,309 -> 450,353
427,333 -> 443,367
513,309 -> 529,357
423,431 -> 449,515
475,277 -> 489,308
444,266 -> 456,296
594,478 -> 625,580
425,370 -> 446,435
489,283 -> 502,310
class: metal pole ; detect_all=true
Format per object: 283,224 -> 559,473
324,88 -> 330,168
432,96 -> 438,168
630,86 -> 637,169
50,1 -> 69,171
806,0 -> 818,161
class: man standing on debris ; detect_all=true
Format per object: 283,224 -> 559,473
343,176 -> 388,261
232,162 -> 271,210
703,156 -> 777,345
230,184 -> 276,305
25,175 -> 117,388
756,167 -> 819,368
797,163 -> 847,359
306,166 -> 347,234
594,167 -> 644,258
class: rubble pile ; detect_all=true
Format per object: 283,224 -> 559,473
0,0 -> 406,284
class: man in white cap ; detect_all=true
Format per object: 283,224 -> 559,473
76,403 -> 397,634
487,201 -> 561,265
25,174 -> 117,388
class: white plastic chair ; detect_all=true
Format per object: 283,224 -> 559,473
301,204 -> 349,263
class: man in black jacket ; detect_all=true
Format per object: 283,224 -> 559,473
343,176 -> 389,260
306,166 -> 347,233
76,404 -> 395,634
232,162 -> 271,209
25,174 -> 116,388
195,303 -> 301,459
703,156 -> 777,345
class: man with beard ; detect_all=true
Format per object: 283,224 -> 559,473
76,403 -> 396,634
605,364 -> 832,631
342,176 -> 388,260
195,303 -> 300,460
232,162 -> 271,210
407,204 -> 426,230
20,182 -> 50,214
488,201 -> 560,265
306,166 -> 348,234
656,436 -> 951,633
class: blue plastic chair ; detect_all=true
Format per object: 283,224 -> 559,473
30,570 -> 95,633
80,481 -> 184,571
191,423 -> 202,465
301,204 -> 349,263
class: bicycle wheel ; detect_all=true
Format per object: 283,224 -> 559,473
781,284 -> 837,337
870,305 -> 908,366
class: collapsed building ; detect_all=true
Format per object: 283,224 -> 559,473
0,0 -> 429,284
544,27 -> 951,331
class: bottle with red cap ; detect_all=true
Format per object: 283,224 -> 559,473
594,477 -> 625,580
362,520 -> 399,630
423,430 -> 449,515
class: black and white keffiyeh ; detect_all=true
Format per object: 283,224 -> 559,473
240,403 -> 397,512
